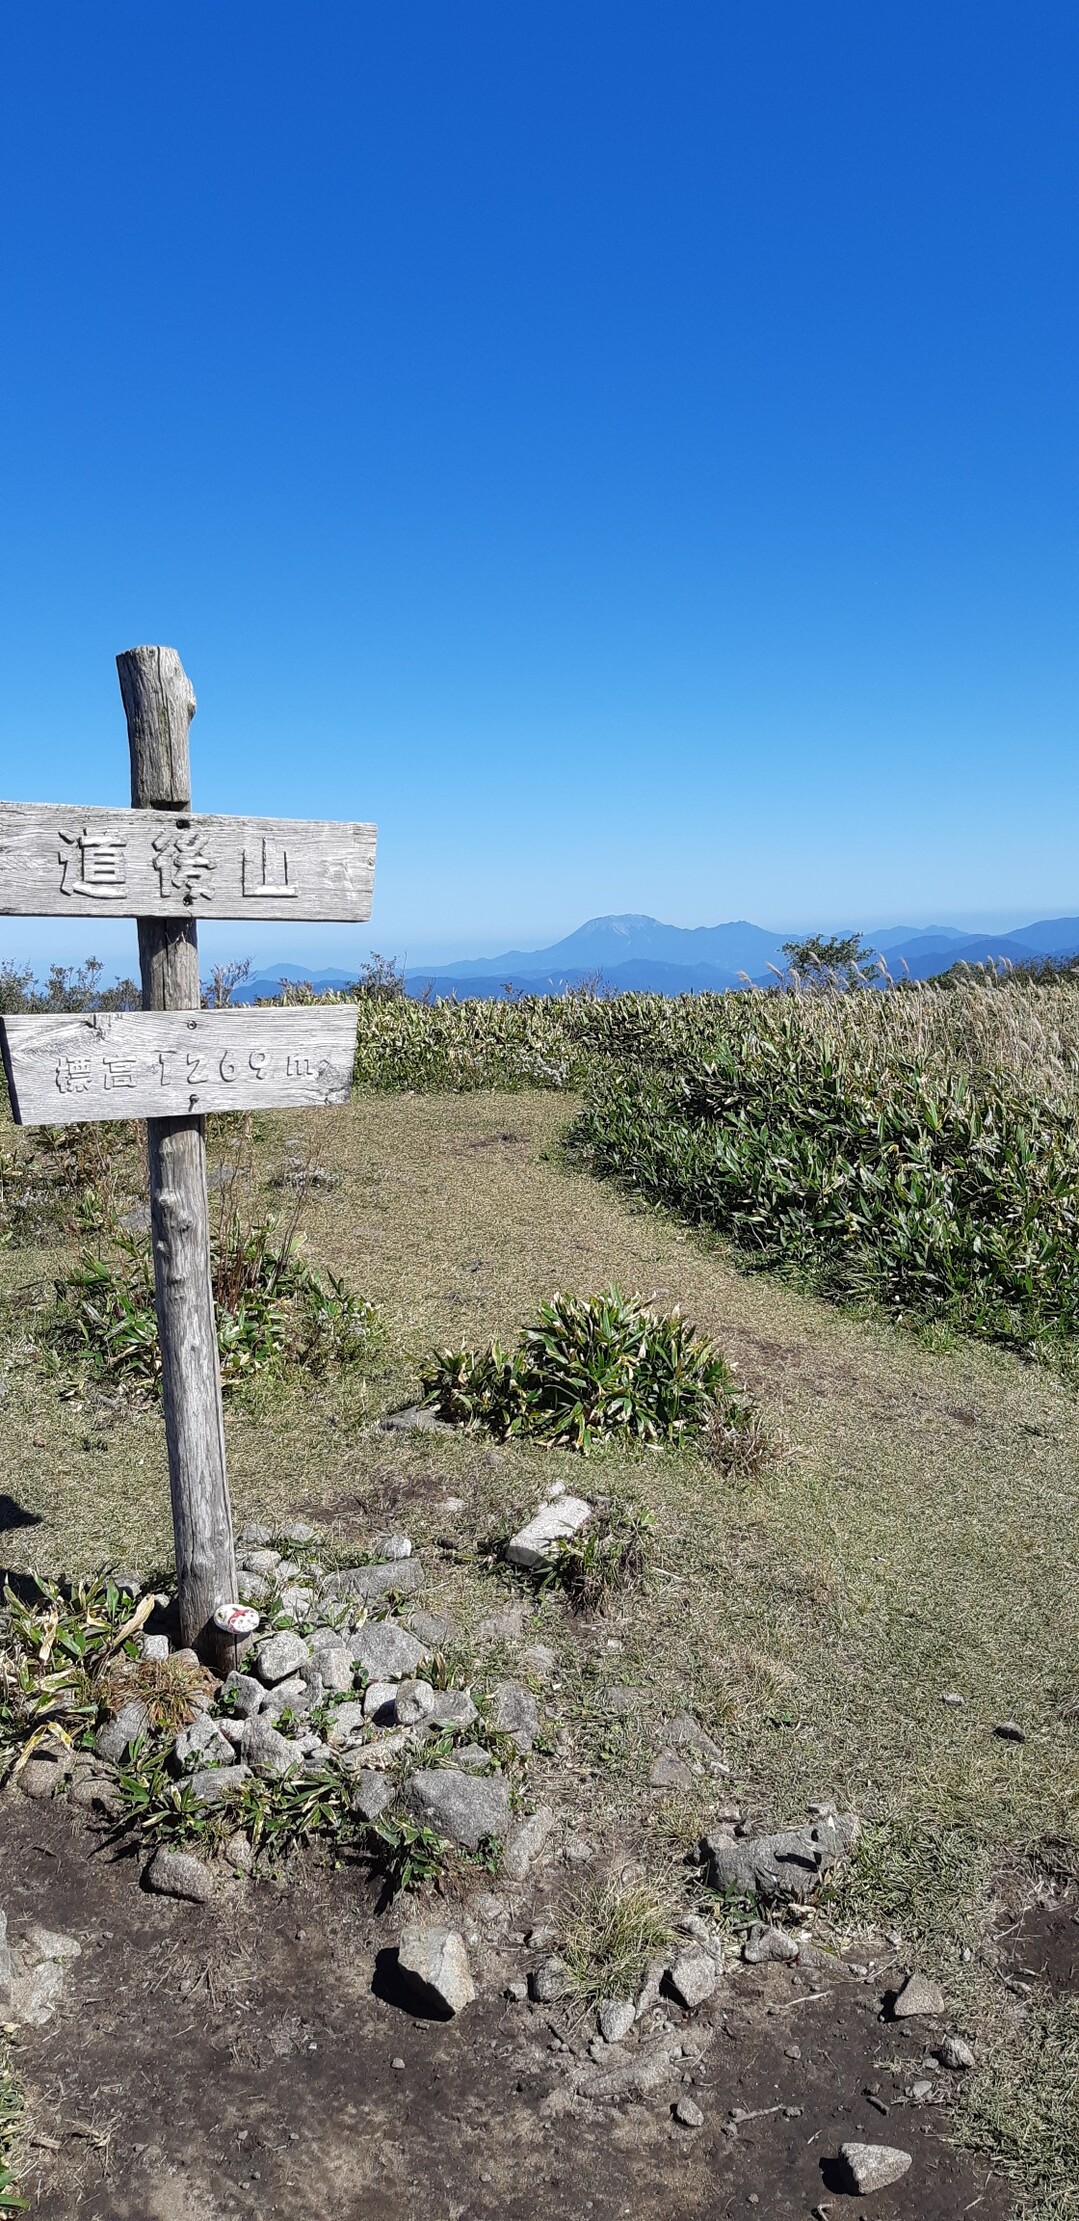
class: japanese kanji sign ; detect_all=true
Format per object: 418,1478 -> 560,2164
1,1007 -> 360,1125
0,803 -> 376,921
0,643 -> 379,1665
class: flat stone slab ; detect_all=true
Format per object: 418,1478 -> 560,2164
403,1767 -> 511,1850
352,1622 -> 429,1681
505,1496 -> 592,1569
703,1812 -> 859,1905
840,2142 -> 913,2193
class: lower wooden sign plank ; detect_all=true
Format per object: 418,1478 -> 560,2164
0,802 -> 376,922
0,1007 -> 360,1125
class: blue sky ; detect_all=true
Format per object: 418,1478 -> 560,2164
1,2 -> 1076,979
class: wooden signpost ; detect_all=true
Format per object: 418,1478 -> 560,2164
0,646 -> 377,1665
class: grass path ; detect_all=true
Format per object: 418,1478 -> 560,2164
3,1088 -> 1078,2204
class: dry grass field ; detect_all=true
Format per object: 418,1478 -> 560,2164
2,1083 -> 1078,2214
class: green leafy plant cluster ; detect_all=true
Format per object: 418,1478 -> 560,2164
0,1574 -> 154,1777
0,2055 -> 25,2215
425,1287 -> 739,1451
571,1017 -> 1079,1354
49,1218 -> 381,1389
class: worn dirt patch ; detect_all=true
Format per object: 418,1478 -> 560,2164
2,1798 -> 1009,2221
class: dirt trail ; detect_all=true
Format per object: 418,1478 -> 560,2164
3,1800 -> 1008,2221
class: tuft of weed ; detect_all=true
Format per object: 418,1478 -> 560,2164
0,1575 -> 153,1777
425,1287 -> 742,1452
539,1500 -> 655,1613
561,1878 -> 674,2008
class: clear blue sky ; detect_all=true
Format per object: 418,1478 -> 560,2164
1,2 -> 1076,979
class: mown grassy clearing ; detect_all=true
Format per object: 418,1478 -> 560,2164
2,1073 -> 1078,2212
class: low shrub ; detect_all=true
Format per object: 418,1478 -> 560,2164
48,1219 -> 382,1390
570,1021 -> 1079,1353
424,1287 -> 742,1452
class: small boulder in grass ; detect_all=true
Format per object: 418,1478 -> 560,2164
665,1947 -> 717,2012
839,2142 -> 912,2194
893,1971 -> 945,2019
397,1925 -> 475,2017
147,1847 -> 214,1904
255,1631 -> 311,1686
940,2033 -> 976,2071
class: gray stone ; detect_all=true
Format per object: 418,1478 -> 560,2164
223,1831 -> 254,1872
702,1812 -> 860,1904
280,1520 -> 317,1545
332,1558 -> 424,1604
240,1521 -> 273,1545
240,1716 -> 301,1779
502,1805 -> 556,1883
430,1689 -> 477,1729
220,1670 -> 264,1718
241,1547 -> 282,1575
520,1644 -> 558,1680
454,1743 -> 494,1773
362,1682 -> 399,1725
319,1644 -> 355,1694
489,1680 -> 539,1752
663,1712 -> 729,1776
893,1971 -> 945,2019
328,1700 -> 369,1745
188,1762 -> 252,1806
7,1957 -> 65,2026
674,2096 -> 704,2128
505,1978 -> 528,2002
940,2034 -> 975,2070
278,1583 -> 315,1618
352,1621 -> 429,1680
140,1633 -> 170,1663
994,1720 -> 1026,1742
531,1955 -> 570,2004
342,1729 -> 411,1770
381,1402 -> 451,1434
18,1753 -> 72,1799
176,1712 -> 234,1768
255,1632 -> 311,1685
395,1678 -> 438,1727
218,1716 -> 245,1750
650,1750 -> 695,1791
604,1684 -> 642,1714
408,1609 -> 458,1648
840,2142 -> 913,2194
373,1531 -> 413,1560
505,1495 -> 592,1568
147,1847 -> 214,1904
351,1774 -> 396,1822
403,1766 -> 511,1850
742,1923 -> 799,1965
666,1947 -> 717,2011
398,1924 -> 475,2015
96,1700 -> 151,1764
236,1571 -> 269,1606
598,1997 -> 636,2044
260,1673 -> 315,1720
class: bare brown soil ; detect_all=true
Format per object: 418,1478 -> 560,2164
3,1798 -> 1009,2221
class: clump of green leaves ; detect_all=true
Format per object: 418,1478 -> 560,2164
48,1218 -> 381,1391
561,1879 -> 674,2009
0,1574 -> 152,1777
424,1287 -> 739,1452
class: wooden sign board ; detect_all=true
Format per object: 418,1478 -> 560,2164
0,802 -> 376,922
0,1006 -> 360,1125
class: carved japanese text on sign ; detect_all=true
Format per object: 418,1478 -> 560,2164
0,1007 -> 360,1125
0,804 -> 376,921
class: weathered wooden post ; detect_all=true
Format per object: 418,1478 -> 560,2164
116,646 -> 236,1655
0,647 -> 377,1669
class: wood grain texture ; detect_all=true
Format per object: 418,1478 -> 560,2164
0,802 -> 377,922
117,645 -> 196,809
122,645 -> 237,1657
0,1007 -> 360,1124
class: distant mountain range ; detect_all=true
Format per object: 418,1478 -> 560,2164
231,912 -> 1079,1003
